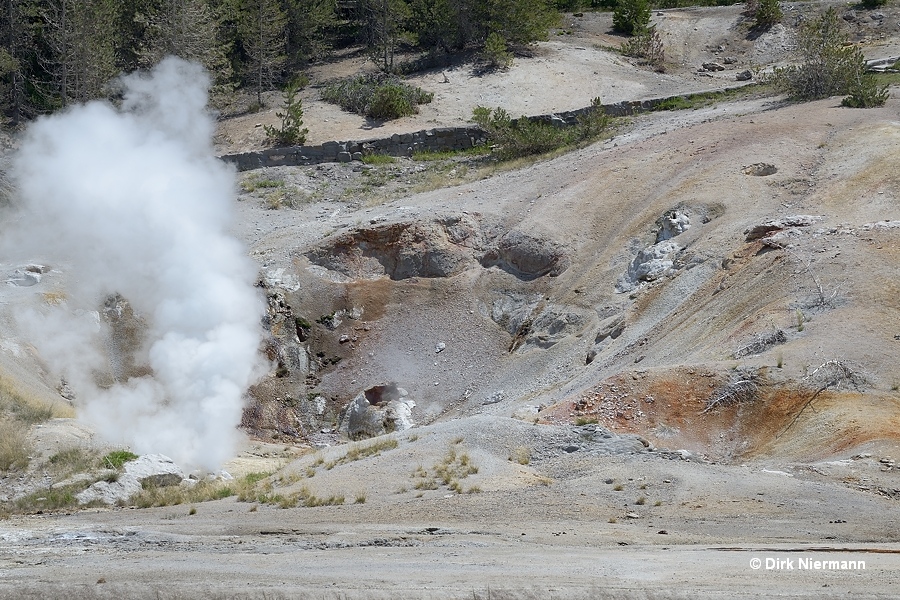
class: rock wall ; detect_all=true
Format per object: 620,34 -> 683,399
222,126 -> 487,171
219,86 -> 750,171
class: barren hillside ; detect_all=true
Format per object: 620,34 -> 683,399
1,1 -> 900,598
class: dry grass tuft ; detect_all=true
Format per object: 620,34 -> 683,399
0,419 -> 30,471
127,480 -> 235,509
509,446 -> 531,465
412,445 -> 479,495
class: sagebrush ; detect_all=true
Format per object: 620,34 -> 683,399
322,74 -> 434,120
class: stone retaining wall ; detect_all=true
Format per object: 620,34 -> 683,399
220,86 -> 748,171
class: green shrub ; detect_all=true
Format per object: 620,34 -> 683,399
773,8 -> 882,106
367,84 -> 416,120
842,73 -> 889,108
321,74 -> 433,120
482,32 -> 513,70
613,0 -> 651,36
753,0 -> 782,29
264,79 -> 309,146
860,0 -> 887,7
472,98 -> 610,159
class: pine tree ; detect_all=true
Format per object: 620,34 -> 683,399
613,0 -> 650,36
37,0 -> 118,106
139,0 -> 234,104
1,0 -> 29,124
359,0 -> 410,72
285,0 -> 336,67
238,0 -> 287,105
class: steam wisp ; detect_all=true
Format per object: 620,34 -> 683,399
5,57 -> 266,471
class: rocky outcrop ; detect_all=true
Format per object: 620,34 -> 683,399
305,217 -> 570,283
338,383 -> 416,440
744,215 -> 823,241
617,240 -> 682,292
76,454 -> 185,505
656,211 -> 691,242
480,230 -> 570,280
305,216 -> 482,280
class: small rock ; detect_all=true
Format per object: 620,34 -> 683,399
723,56 -> 737,64
625,512 -> 640,519
563,445 -> 580,453
482,391 -> 505,405
657,530 -> 669,535
435,342 -> 446,353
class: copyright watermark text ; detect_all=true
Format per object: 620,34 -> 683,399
750,556 -> 866,571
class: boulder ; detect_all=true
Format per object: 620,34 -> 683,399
338,383 -> 416,439
736,70 -> 753,81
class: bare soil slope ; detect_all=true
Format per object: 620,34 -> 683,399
1,1 -> 900,597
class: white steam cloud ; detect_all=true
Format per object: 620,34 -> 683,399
4,57 -> 266,471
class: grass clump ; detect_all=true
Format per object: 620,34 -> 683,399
129,480 -> 235,509
361,153 -> 396,165
241,175 -> 284,193
412,446 -> 479,494
510,446 -> 531,465
0,420 -> 30,471
0,375 -> 61,425
101,450 -> 138,470
613,484 -> 624,491
322,74 -> 433,120
412,145 -> 491,162
48,447 -> 98,477
331,437 -> 399,467
255,487 -> 345,509
14,484 -> 86,513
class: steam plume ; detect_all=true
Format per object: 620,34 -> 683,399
4,57 -> 266,471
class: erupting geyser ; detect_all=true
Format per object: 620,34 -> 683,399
4,57 -> 266,471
